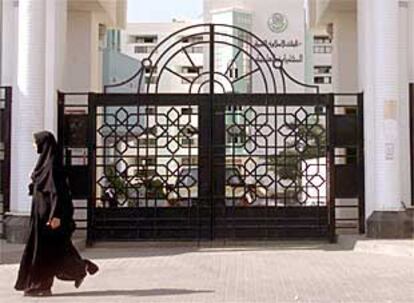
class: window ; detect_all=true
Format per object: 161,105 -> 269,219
181,66 -> 202,74
229,68 -> 239,78
314,35 -> 331,45
131,35 -> 158,44
314,76 -> 332,84
314,66 -> 332,74
135,46 -> 155,54
181,36 -> 203,43
313,45 -> 332,54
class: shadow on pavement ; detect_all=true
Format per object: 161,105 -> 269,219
53,288 -> 214,297
80,240 -> 357,260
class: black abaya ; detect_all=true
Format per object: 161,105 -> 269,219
15,131 -> 96,293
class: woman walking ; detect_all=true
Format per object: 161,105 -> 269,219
15,131 -> 98,297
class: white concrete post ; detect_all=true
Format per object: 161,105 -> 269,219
44,0 -> 67,134
1,0 -> 18,86
358,0 -> 376,218
398,1 -> 411,208
409,1 -> 414,83
372,0 -> 401,210
11,0 -> 46,213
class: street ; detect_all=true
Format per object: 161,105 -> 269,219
1,242 -> 413,302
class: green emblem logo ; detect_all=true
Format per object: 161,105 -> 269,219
268,13 -> 288,33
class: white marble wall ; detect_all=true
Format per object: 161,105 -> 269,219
10,0 -> 67,214
12,0 -> 47,213
44,0 -> 67,133
358,0 -> 402,215
398,1 -> 411,209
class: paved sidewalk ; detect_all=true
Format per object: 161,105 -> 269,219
1,242 -> 414,302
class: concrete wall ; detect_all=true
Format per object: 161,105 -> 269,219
63,10 -> 106,92
332,12 -> 358,93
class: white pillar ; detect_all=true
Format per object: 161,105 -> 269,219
11,0 -> 46,213
1,0 -> 18,85
409,2 -> 414,83
372,0 -> 401,210
398,1 -> 411,207
358,0 -> 376,218
44,0 -> 67,134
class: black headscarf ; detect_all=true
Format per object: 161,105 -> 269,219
31,131 -> 59,193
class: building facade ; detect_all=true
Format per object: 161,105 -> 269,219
121,20 -> 204,93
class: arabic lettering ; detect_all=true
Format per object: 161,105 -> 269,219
255,39 -> 302,49
256,54 -> 304,64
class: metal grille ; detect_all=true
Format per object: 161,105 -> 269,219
216,96 -> 329,239
85,94 -> 334,241
57,93 -> 89,238
332,94 -> 364,234
0,86 -> 11,238
58,24 -> 365,242
90,95 -> 209,240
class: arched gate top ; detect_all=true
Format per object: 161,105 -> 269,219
105,23 -> 319,94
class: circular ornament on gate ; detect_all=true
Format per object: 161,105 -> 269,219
268,13 -> 288,33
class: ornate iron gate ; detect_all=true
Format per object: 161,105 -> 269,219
58,24 -> 364,242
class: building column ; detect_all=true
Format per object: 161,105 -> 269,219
398,1 -> 411,209
358,0 -> 376,220
360,0 -> 411,238
410,1 -> 414,83
1,0 -> 19,85
44,0 -> 67,133
372,0 -> 400,210
11,0 -> 46,213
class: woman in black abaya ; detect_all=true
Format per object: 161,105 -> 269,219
15,131 -> 98,297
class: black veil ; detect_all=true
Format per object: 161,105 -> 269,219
31,131 -> 60,193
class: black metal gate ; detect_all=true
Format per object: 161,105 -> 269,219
58,24 -> 364,242
0,86 -> 12,238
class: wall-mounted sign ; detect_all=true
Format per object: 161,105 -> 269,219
267,13 -> 288,34
385,143 -> 395,160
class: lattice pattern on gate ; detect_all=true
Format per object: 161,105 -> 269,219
58,23 -> 365,243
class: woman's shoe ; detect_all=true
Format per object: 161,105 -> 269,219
24,289 -> 52,297
74,276 -> 85,288
85,260 -> 99,275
